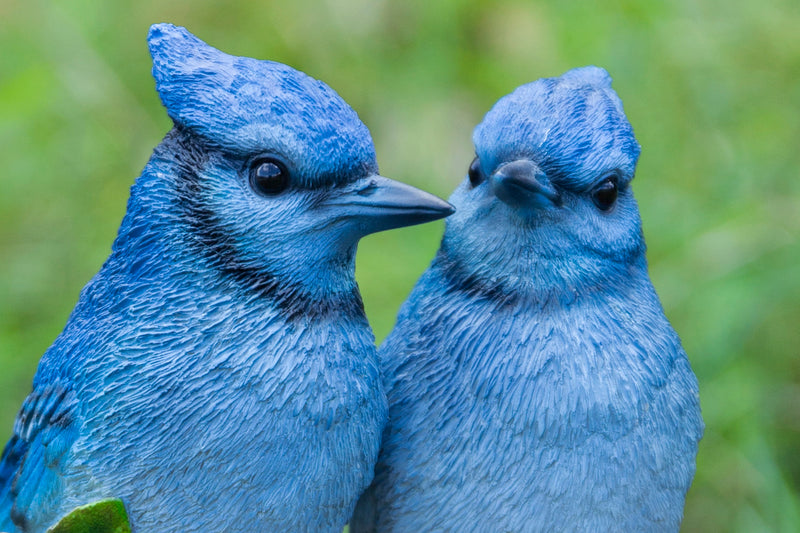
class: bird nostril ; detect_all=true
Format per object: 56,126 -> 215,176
357,179 -> 379,196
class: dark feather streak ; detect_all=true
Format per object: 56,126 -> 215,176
162,127 -> 365,322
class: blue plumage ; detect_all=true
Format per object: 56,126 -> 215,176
0,24 -> 452,532
352,66 -> 703,532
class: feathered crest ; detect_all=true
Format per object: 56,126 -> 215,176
473,66 -> 641,189
147,23 -> 376,182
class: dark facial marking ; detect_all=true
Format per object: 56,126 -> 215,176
435,243 -> 518,308
165,127 -> 366,322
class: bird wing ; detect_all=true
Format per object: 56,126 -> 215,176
0,381 -> 79,531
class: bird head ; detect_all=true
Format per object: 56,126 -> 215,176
136,24 -> 452,300
442,67 -> 646,297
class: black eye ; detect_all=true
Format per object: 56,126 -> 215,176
592,176 -> 618,211
468,157 -> 485,187
250,158 -> 288,196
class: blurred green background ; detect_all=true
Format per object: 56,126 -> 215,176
1,0 -> 798,530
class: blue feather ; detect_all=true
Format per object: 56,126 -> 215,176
353,66 -> 703,532
0,23 -> 451,532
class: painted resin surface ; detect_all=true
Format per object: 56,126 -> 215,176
353,67 -> 703,533
0,24 -> 452,533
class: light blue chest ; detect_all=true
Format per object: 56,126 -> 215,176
51,301 -> 386,532
380,287 -> 700,532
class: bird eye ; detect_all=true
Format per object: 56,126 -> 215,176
591,176 -> 618,211
468,157 -> 485,187
250,158 -> 289,196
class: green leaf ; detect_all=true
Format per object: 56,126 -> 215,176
46,498 -> 131,533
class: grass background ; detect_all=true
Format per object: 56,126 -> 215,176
1,0 -> 799,530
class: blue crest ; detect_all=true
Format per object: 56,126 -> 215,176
148,23 -> 377,186
473,66 -> 641,190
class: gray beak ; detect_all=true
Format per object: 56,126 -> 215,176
324,175 -> 454,235
491,160 -> 561,210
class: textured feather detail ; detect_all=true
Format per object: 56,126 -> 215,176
0,383 -> 77,532
352,66 -> 703,532
147,23 -> 377,186
0,22 -> 436,532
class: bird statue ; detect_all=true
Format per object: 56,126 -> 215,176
0,23 -> 453,533
351,66 -> 703,532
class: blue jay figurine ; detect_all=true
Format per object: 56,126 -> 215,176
352,67 -> 703,532
0,24 -> 453,533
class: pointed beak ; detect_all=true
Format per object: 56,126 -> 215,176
491,160 -> 561,210
323,175 -> 454,235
